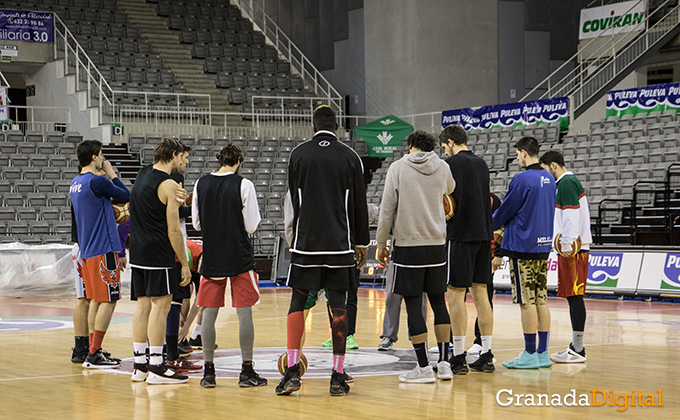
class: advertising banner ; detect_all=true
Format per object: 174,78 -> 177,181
442,97 -> 569,132
493,251 -> 642,293
637,252 -> 680,294
606,82 -> 680,118
355,115 -> 413,157
0,9 -> 54,43
578,0 -> 645,40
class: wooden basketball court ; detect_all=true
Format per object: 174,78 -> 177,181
0,288 -> 678,419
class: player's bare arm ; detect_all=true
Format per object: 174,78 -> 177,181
159,179 -> 191,286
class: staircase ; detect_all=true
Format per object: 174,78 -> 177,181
116,0 -> 243,125
522,0 -> 680,119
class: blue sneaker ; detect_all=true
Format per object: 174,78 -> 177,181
537,351 -> 552,368
502,351 -> 540,369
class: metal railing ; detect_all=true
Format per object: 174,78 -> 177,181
232,0 -> 343,113
1,105 -> 72,132
0,70 -> 9,87
521,0 -> 680,117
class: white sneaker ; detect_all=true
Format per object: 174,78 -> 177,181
131,363 -> 149,382
377,337 -> 394,351
399,365 -> 436,383
550,345 -> 587,363
146,364 -> 189,385
437,361 -> 453,380
466,343 -> 483,364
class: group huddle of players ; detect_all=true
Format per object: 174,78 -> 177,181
68,106 -> 591,396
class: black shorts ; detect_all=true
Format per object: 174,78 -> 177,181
191,271 -> 201,292
286,265 -> 358,291
392,245 -> 447,297
447,240 -> 492,288
131,264 -> 180,300
172,283 -> 191,303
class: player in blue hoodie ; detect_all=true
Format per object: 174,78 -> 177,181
492,137 -> 555,370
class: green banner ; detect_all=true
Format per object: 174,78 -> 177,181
355,115 -> 413,157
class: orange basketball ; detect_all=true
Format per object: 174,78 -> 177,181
443,194 -> 456,220
112,201 -> 130,224
554,233 -> 581,257
277,352 -> 308,376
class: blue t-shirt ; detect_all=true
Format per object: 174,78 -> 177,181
70,172 -> 130,259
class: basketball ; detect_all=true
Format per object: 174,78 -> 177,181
443,194 -> 456,220
553,232 -> 581,257
112,201 -> 130,224
277,352 -> 308,376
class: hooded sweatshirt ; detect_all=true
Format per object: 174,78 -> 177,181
376,151 -> 455,248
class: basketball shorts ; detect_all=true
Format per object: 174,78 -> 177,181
557,251 -> 589,298
286,265 -> 357,291
72,244 -> 86,300
172,283 -> 192,304
81,252 -> 121,303
446,240 -> 492,288
130,263 -> 181,300
197,270 -> 261,308
509,258 -> 548,305
391,245 -> 447,297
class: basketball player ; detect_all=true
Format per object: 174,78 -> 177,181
375,130 -> 454,383
129,138 -> 192,384
438,125 -> 495,373
191,143 -> 266,388
277,105 -> 369,396
539,150 -> 591,363
493,137 -> 555,370
70,140 -> 129,368
165,145 -> 200,372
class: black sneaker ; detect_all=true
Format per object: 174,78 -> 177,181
146,363 -> 189,385
82,349 -> 121,369
275,364 -> 301,395
469,350 -> 495,373
342,371 -> 354,383
178,339 -> 193,357
330,370 -> 350,396
449,352 -> 469,375
101,349 -> 121,362
71,348 -> 87,364
238,366 -> 268,387
189,335 -> 202,348
201,363 -> 216,388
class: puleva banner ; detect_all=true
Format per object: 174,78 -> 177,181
0,9 -> 54,43
578,0 -> 645,40
441,97 -> 569,132
606,82 -> 680,118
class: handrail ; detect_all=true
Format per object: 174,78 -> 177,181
231,0 -> 343,112
522,0 -> 680,117
521,0 -> 654,102
0,70 -> 9,87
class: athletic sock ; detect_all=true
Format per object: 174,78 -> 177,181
437,342 -> 450,362
286,349 -> 300,368
191,323 -> 202,340
166,335 -> 179,361
572,331 -> 585,353
149,346 -> 163,366
481,335 -> 492,353
524,333 -> 536,354
74,336 -> 88,354
89,332 -> 93,348
133,342 -> 148,364
452,336 -> 465,356
537,331 -> 549,353
413,342 -> 429,368
333,354 -> 345,374
90,330 -> 106,354
204,361 -> 215,376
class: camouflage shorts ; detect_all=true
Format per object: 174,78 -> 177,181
509,259 -> 548,305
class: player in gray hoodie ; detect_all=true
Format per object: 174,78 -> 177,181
376,130 -> 456,383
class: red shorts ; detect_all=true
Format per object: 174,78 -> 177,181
82,252 -> 121,302
557,252 -> 588,298
197,270 -> 260,308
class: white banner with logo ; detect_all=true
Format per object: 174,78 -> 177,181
493,251 -> 643,294
637,252 -> 680,294
579,0 -> 646,40
0,87 -> 7,120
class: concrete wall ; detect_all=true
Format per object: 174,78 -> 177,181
364,0 -> 499,117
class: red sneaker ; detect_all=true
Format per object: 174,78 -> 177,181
167,357 -> 202,372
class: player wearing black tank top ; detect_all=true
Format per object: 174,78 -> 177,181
129,138 -> 192,385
